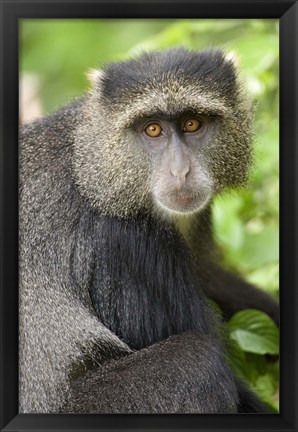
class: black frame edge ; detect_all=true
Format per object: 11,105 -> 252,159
279,1 -> 298,430
0,0 -> 295,19
0,1 -> 19,431
1,1 -> 297,431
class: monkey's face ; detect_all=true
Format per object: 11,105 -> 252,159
74,48 -> 252,218
132,114 -> 214,215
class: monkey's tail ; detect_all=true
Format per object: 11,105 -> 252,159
236,381 -> 273,413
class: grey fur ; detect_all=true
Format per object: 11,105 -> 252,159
19,102 -> 132,412
19,48 -> 278,413
73,49 -> 252,218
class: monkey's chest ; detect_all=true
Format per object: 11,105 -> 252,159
88,251 -> 209,351
75,214 -> 210,350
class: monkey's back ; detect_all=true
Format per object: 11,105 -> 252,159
19,99 -> 131,413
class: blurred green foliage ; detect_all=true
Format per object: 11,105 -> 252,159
227,309 -> 279,410
20,19 -> 279,411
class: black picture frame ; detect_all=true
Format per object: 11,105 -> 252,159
0,1 -> 297,431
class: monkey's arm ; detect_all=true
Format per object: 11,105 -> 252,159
20,261 -> 238,414
202,263 -> 279,325
63,332 -> 239,414
19,269 -> 132,413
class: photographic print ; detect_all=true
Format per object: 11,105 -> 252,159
18,18 -> 280,415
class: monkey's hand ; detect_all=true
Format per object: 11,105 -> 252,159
63,332 -> 238,414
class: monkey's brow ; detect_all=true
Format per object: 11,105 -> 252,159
130,107 -> 221,124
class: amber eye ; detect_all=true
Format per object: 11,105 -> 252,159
183,118 -> 202,133
145,123 -> 162,137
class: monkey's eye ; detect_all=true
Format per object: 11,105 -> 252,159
183,118 -> 202,133
145,123 -> 162,137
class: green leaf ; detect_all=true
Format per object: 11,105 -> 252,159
252,373 -> 279,412
228,310 -> 279,355
226,339 -> 248,382
254,374 -> 276,399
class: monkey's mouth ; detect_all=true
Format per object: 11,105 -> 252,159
155,190 -> 210,214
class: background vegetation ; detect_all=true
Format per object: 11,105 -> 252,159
20,19 -> 279,411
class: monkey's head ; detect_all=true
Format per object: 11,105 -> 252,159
74,47 -> 253,218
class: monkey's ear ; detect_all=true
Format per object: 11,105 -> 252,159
224,51 -> 240,68
86,68 -> 104,87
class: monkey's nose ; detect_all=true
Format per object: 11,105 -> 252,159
170,145 -> 190,183
170,164 -> 190,183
